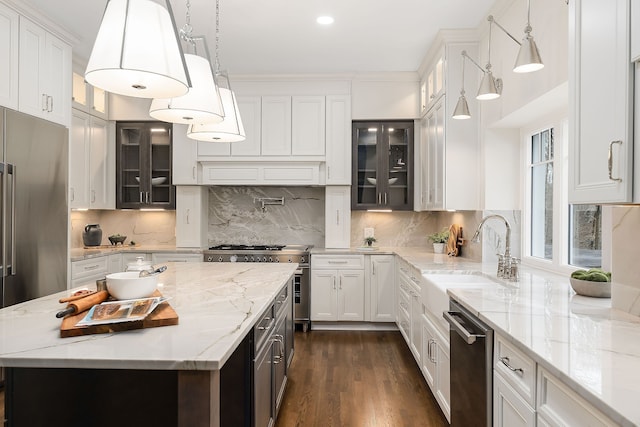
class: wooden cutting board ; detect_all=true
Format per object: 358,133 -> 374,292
60,291 -> 178,338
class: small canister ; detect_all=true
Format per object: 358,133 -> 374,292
125,256 -> 153,272
96,277 -> 107,292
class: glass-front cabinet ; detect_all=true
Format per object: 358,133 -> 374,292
352,121 -> 414,210
116,121 -> 175,209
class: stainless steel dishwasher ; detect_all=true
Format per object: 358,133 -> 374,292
444,299 -> 493,427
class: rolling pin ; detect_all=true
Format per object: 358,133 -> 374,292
55,290 -> 109,318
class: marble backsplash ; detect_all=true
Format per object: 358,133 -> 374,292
207,187 -> 325,247
351,209 -> 521,263
70,210 -> 176,248
71,187 -> 521,265
611,206 -> 640,316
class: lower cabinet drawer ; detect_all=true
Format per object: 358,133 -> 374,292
71,257 -> 108,281
312,254 -> 364,269
495,333 -> 536,407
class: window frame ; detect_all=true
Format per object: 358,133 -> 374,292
521,117 -> 575,275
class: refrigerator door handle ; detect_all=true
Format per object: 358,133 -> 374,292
8,164 -> 15,276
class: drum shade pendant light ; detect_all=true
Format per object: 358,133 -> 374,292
187,0 -> 245,142
85,0 -> 191,99
452,52 -> 471,120
149,1 -> 224,124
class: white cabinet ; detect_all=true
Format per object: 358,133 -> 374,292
292,96 -> 325,156
324,186 -> 351,249
69,109 -> 114,209
175,186 -> 209,248
537,367 -> 617,427
422,101 -> 444,210
494,334 -> 536,427
262,96 -> 292,156
632,0 -> 640,61
569,0 -> 634,203
325,95 -> 351,185
311,255 -> 365,322
18,16 -> 70,126
0,2 -> 18,110
71,256 -> 109,287
195,95 -> 262,158
494,373 -> 536,427
72,70 -> 108,119
172,124 -> 199,185
397,263 -> 421,360
151,253 -> 202,263
421,312 -> 451,423
366,255 -> 395,322
108,253 -> 122,273
419,40 -> 480,211
425,52 -> 444,113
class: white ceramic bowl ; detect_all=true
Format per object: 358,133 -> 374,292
366,177 -> 377,185
106,271 -> 158,300
569,277 -> 611,298
134,177 -> 166,185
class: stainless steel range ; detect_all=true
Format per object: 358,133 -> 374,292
203,244 -> 311,331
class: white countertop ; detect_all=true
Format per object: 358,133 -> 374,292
432,264 -> 640,427
0,262 -> 297,371
70,245 -> 203,261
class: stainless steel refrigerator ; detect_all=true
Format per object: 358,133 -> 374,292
0,107 -> 68,308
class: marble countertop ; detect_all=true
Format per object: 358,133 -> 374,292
70,245 -> 203,261
432,264 -> 640,427
0,262 -> 297,371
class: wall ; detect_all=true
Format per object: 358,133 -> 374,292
206,186 -> 325,248
70,210 -> 176,248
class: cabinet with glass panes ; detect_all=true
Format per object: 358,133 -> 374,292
116,121 -> 175,209
352,121 -> 414,210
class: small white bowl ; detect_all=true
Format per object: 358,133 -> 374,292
106,271 -> 158,300
569,277 -> 611,298
366,177 -> 377,185
134,177 -> 166,185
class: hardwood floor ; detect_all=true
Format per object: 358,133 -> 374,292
276,330 -> 448,427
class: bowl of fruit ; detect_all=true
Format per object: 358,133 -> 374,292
108,234 -> 127,246
569,268 -> 611,298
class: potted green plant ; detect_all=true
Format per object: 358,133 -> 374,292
363,236 -> 377,247
427,228 -> 449,254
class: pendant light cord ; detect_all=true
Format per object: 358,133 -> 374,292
215,0 -> 221,74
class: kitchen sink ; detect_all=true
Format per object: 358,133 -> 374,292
422,273 -> 499,335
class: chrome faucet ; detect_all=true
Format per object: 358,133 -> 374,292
472,214 -> 518,281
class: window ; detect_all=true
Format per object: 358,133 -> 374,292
524,121 -> 602,270
529,129 -> 554,260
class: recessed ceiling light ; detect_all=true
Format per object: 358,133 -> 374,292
316,16 -> 334,25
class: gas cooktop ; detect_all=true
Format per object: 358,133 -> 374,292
208,244 -> 286,251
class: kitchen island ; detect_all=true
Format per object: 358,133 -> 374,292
0,262 -> 297,427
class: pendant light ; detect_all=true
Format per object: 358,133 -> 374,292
488,0 -> 544,73
452,52 -> 471,120
477,18 -> 501,101
149,1 -> 224,124
85,0 -> 191,99
187,0 -> 245,142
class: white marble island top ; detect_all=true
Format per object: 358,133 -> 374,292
444,266 -> 640,427
0,262 -> 297,371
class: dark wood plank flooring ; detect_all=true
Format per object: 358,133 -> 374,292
276,330 -> 448,427
0,331 -> 447,427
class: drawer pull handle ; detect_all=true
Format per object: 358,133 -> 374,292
328,260 -> 348,264
500,356 -> 524,376
84,265 -> 100,270
608,140 -> 623,182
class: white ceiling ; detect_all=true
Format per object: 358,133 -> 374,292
20,0 -> 495,74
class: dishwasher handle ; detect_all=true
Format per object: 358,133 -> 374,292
443,310 -> 486,345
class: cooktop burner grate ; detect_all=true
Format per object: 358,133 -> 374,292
208,244 -> 286,251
